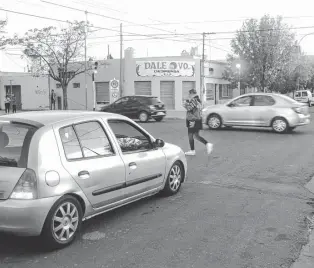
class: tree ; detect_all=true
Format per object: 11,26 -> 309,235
0,20 -> 8,48
20,21 -> 93,110
223,15 -> 296,92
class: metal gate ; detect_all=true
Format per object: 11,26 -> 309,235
134,81 -> 152,95
182,81 -> 196,101
160,81 -> 175,109
95,82 -> 109,102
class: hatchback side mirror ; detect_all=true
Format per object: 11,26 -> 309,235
154,138 -> 165,148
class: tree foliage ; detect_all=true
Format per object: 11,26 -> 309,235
0,20 -> 8,48
20,21 -> 94,110
223,15 -> 297,93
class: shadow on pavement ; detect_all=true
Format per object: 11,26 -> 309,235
0,195 -> 160,257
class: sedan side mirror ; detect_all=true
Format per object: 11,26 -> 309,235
227,103 -> 235,107
154,138 -> 165,148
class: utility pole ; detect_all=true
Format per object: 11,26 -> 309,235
84,11 -> 88,110
119,23 -> 123,97
201,32 -> 206,105
48,74 -> 51,110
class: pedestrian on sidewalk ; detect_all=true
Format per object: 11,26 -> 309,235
4,95 -> 11,114
51,89 -> 56,110
11,94 -> 17,113
183,88 -> 213,156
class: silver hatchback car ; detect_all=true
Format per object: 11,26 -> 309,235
202,93 -> 310,133
0,111 -> 187,248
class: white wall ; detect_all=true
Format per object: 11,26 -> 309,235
0,73 -> 51,110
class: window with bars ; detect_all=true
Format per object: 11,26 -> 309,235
56,83 -> 61,89
219,84 -> 232,99
205,83 -> 215,100
73,83 -> 80,88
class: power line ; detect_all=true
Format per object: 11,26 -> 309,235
117,15 -> 314,28
40,0 -> 199,44
0,7 -> 199,45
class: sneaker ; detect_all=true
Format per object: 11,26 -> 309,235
185,150 -> 196,156
206,143 -> 213,155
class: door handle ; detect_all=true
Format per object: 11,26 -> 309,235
128,162 -> 137,170
78,171 -> 90,179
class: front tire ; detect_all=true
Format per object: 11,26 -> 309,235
154,116 -> 164,122
160,162 -> 183,196
42,195 -> 83,249
139,111 -> 149,122
271,117 -> 288,134
207,114 -> 222,129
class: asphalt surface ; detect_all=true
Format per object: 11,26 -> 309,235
1,118 -> 314,268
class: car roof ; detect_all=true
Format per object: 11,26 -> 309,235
239,92 -> 289,98
0,110 -> 126,127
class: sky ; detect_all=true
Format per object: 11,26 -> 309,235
1,0 -> 314,72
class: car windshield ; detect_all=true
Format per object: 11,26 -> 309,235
145,97 -> 162,105
0,122 -> 38,168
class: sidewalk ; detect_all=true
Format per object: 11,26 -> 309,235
291,177 -> 314,268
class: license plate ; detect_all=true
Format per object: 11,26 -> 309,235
157,112 -> 165,116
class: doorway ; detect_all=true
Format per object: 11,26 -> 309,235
5,85 -> 22,110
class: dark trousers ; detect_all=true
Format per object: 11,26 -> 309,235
12,105 -> 17,113
51,101 -> 56,110
5,103 -> 10,114
188,128 -> 208,150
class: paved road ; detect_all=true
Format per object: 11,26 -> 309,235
1,119 -> 314,268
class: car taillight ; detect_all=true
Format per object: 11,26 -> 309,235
10,169 -> 38,200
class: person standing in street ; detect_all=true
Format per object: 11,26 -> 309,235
183,88 -> 213,156
51,89 -> 56,110
11,94 -> 17,113
4,95 -> 11,114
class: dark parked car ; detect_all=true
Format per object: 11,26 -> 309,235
101,95 -> 167,122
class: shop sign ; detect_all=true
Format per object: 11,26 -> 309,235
136,61 -> 195,77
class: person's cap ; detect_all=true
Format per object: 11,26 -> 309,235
189,88 -> 197,94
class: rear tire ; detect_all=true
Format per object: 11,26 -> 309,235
139,111 -> 149,122
271,117 -> 289,134
41,195 -> 83,250
207,114 -> 222,129
160,162 -> 183,196
154,117 -> 164,122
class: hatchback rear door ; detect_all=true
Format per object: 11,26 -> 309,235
0,121 -> 38,200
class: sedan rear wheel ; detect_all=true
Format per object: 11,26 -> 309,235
160,162 -> 183,196
42,195 -> 83,249
207,114 -> 222,129
272,117 -> 288,133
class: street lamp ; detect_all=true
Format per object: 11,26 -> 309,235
92,61 -> 98,111
236,63 -> 241,94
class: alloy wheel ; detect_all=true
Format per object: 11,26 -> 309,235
208,116 -> 221,129
139,112 -> 148,122
272,119 -> 287,133
52,202 -> 79,242
169,164 -> 182,192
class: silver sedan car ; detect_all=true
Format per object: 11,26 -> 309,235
0,111 -> 187,248
202,93 -> 310,133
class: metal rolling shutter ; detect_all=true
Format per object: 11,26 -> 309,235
134,81 -> 152,95
182,81 -> 196,101
95,82 -> 109,102
160,81 -> 175,109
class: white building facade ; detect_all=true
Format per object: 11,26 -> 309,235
0,49 -> 233,112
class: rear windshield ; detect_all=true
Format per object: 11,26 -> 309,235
0,122 -> 38,168
280,95 -> 301,105
139,97 -> 162,105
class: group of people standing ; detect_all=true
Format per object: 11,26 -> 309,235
4,94 -> 17,114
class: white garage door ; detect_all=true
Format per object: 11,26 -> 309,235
134,81 -> 152,95
182,81 -> 196,101
160,81 -> 175,109
95,82 -> 109,102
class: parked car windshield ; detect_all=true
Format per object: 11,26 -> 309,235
0,122 -> 38,168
